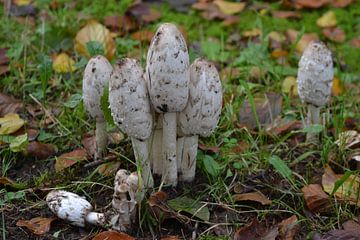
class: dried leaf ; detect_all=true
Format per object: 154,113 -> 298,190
286,29 -> 319,53
222,15 -> 240,26
0,113 -> 25,135
322,27 -> 346,42
81,133 -> 96,157
233,191 -> 272,205
213,0 -> 246,15
272,11 -> 301,19
192,2 -> 227,20
52,53 -> 76,73
198,143 -> 220,153
234,219 -> 278,240
0,65 -> 9,75
317,11 -> 337,28
0,93 -> 23,117
168,196 -> 210,221
131,29 -> 154,42
92,231 -> 135,240
55,148 -> 88,172
271,50 -> 288,58
331,0 -> 353,8
278,215 -> 299,240
284,0 -> 328,9
16,217 -> 55,235
321,219 -> 360,239
127,3 -> 161,24
104,15 -> 135,34
350,37 -> 360,48
267,119 -> 303,136
98,161 -> 121,176
161,236 -> 180,240
243,28 -> 261,38
322,165 -> 360,206
75,20 -> 115,60
301,184 -> 332,213
0,177 -> 14,185
0,48 -> 10,65
26,141 -> 56,159
332,77 -> 345,96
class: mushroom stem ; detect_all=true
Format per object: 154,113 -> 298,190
95,118 -> 107,159
163,112 -> 178,186
151,114 -> 163,175
180,135 -> 198,182
306,104 -> 321,143
131,137 -> 154,188
176,136 -> 185,172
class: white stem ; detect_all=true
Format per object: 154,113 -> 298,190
85,212 -> 106,226
306,104 -> 321,144
176,136 -> 185,172
95,119 -> 107,159
131,137 -> 153,188
162,112 -> 177,186
151,114 -> 163,175
180,135 -> 198,182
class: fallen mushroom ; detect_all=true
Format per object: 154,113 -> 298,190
109,58 -> 154,188
146,23 -> 190,186
297,41 -> 334,143
178,58 -> 223,182
83,55 -> 113,159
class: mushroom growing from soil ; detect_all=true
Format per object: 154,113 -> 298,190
83,55 -> 113,159
109,58 -> 154,188
146,23 -> 190,186
297,41 -> 334,143
178,58 -> 222,182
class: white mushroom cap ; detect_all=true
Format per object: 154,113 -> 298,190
146,23 -> 190,113
46,190 -> 93,227
83,55 -> 113,119
179,58 -> 223,137
109,58 -> 153,140
297,41 -> 334,107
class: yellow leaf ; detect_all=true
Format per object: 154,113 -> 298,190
214,0 -> 246,15
282,76 -> 298,97
317,11 -> 337,28
52,53 -> 76,73
332,77 -> 345,96
243,28 -> 261,38
13,0 -> 31,6
74,20 -> 115,60
0,113 -> 25,135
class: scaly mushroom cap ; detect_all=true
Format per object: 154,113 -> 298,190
46,190 -> 93,227
109,58 -> 153,140
297,41 -> 334,107
83,55 -> 113,119
179,58 -> 223,137
146,23 -> 190,113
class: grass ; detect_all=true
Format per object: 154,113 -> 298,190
0,0 -> 359,239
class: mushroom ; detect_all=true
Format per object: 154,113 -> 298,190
46,190 -> 105,227
146,23 -> 190,186
178,58 -> 223,182
83,55 -> 113,159
150,113 -> 163,176
109,58 -> 154,188
297,41 -> 334,143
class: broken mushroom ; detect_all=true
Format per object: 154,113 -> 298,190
83,55 -> 113,159
297,41 -> 334,143
109,58 -> 154,188
178,58 -> 223,182
146,23 -> 190,186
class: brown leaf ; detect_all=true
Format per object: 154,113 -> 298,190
16,217 -> 56,235
81,133 -> 96,157
0,65 -> 9,76
283,0 -> 329,9
26,141 -> 56,159
331,0 -> 353,8
271,50 -> 288,58
222,15 -> 240,26
198,143 -> 220,153
234,219 -> 278,240
104,15 -> 135,34
322,27 -> 346,42
213,0 -> 246,15
0,48 -> 10,65
0,177 -> 14,185
161,236 -> 180,240
127,3 -> 161,24
131,29 -> 154,42
92,231 -> 135,240
331,77 -> 345,96
321,219 -> 360,239
192,2 -> 227,20
0,93 -> 23,117
286,29 -> 319,53
278,215 -> 299,240
350,37 -> 360,48
55,148 -> 88,172
233,191 -> 272,205
98,161 -> 121,176
267,119 -> 303,136
301,184 -> 331,213
272,11 -> 301,19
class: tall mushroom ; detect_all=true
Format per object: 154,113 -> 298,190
297,41 -> 334,143
83,55 -> 113,159
146,23 -> 190,186
109,58 -> 154,188
178,58 -> 222,182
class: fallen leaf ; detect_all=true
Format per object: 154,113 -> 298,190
266,119 -> 303,136
332,77 -> 345,96
192,2 -> 227,20
198,143 -> 220,153
13,0 -> 31,6
282,76 -> 298,97
127,3 -> 161,24
9,3 -> 37,16
98,161 -> 121,176
0,93 -> 23,117
75,20 -> 115,60
0,48 -> 10,65
286,29 -> 319,53
108,132 -> 124,145
317,11 -> 337,28
168,196 -> 210,221
161,236 -> 180,240
322,27 -> 346,42
278,215 -> 299,240
0,65 -> 9,75
131,29 -> 154,42
233,191 -> 272,205
55,148 -> 88,172
92,231 -> 135,240
350,37 -> 360,48
0,113 -> 25,135
213,0 -> 246,15
272,11 -> 301,19
331,0 -> 353,8
0,177 -> 14,185
222,15 -> 240,26
103,15 -> 135,34
301,184 -> 332,213
234,219 -> 278,240
166,0 -> 197,12
16,217 -> 56,235
81,133 -> 96,157
243,28 -> 261,38
52,53 -> 76,73
322,165 -> 360,206
10,133 -> 28,152
271,50 -> 288,58
321,218 -> 360,239
26,141 -> 57,159
283,0 -> 329,9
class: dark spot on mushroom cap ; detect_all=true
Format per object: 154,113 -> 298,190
92,68 -> 96,73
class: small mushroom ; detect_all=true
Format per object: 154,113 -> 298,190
109,58 -> 154,188
146,23 -> 190,186
297,41 -> 334,143
46,190 -> 105,227
83,55 -> 113,159
178,58 -> 223,182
